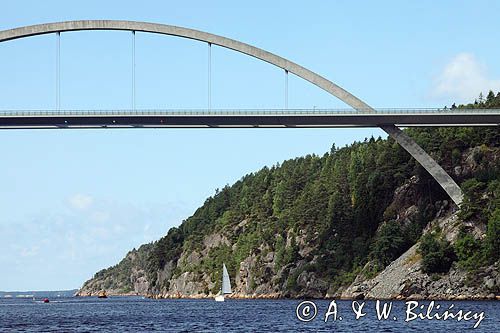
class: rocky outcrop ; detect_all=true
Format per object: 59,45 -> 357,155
342,210 -> 500,300
454,146 -> 500,178
342,244 -> 499,300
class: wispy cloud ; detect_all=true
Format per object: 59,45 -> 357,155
68,193 -> 94,210
90,211 -> 110,223
20,245 -> 40,257
431,53 -> 500,103
0,195 -> 191,290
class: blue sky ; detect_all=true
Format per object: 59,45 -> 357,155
1,0 -> 499,291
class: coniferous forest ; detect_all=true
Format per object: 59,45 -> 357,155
80,92 -> 500,298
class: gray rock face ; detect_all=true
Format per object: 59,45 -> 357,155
131,269 -> 149,294
342,244 -> 421,299
342,210 -> 499,300
461,146 -> 500,178
296,271 -> 329,298
236,253 -> 257,294
168,272 -> 203,296
203,233 -> 230,252
77,248 -> 149,296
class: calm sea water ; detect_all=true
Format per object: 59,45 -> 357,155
0,297 -> 498,332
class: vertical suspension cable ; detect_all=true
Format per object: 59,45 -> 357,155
56,32 -> 60,111
132,31 -> 136,110
284,69 -> 288,110
208,42 -> 212,111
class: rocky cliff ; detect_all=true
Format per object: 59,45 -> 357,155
77,125 -> 500,300
341,212 -> 500,300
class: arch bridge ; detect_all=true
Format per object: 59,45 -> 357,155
2,20 -> 497,206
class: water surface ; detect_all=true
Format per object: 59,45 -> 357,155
0,297 -> 497,332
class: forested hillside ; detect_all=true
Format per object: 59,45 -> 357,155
78,92 -> 500,299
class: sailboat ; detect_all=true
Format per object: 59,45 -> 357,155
214,263 -> 232,302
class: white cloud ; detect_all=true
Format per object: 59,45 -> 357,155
91,211 -> 110,223
432,53 -> 500,103
20,245 -> 39,257
68,193 -> 94,210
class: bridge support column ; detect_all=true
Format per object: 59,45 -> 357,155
56,31 -> 60,110
207,42 -> 211,111
381,124 -> 463,206
132,31 -> 136,110
284,69 -> 288,109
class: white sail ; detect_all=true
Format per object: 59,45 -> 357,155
222,263 -> 232,294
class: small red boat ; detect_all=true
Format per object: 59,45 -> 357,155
43,298 -> 49,303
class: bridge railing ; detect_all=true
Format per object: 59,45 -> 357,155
1,108 -> 500,116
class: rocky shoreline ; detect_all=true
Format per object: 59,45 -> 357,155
75,292 -> 500,301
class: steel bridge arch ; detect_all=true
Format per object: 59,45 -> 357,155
0,20 -> 464,205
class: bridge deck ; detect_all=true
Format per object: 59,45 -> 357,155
0,109 -> 499,129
